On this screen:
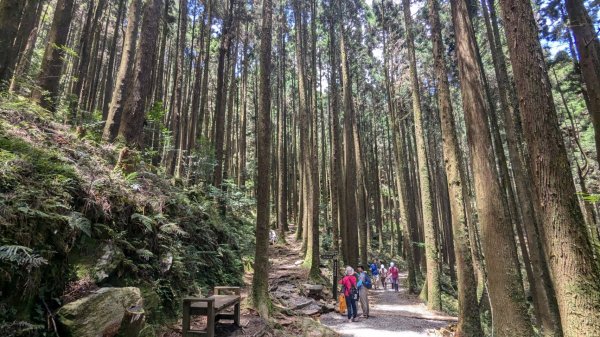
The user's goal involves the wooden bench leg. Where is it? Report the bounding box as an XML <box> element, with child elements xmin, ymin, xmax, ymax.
<box><xmin>234</xmin><ymin>303</ymin><xmax>240</xmax><ymax>327</ymax></box>
<box><xmin>182</xmin><ymin>301</ymin><xmax>190</xmax><ymax>337</ymax></box>
<box><xmin>207</xmin><ymin>302</ymin><xmax>215</xmax><ymax>337</ymax></box>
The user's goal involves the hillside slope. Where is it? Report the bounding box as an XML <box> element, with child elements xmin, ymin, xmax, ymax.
<box><xmin>0</xmin><ymin>98</ymin><xmax>254</xmax><ymax>336</ymax></box>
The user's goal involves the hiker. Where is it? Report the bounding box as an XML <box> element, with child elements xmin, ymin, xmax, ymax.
<box><xmin>389</xmin><ymin>262</ymin><xmax>400</xmax><ymax>292</ymax></box>
<box><xmin>370</xmin><ymin>260</ymin><xmax>379</xmax><ymax>290</ymax></box>
<box><xmin>269</xmin><ymin>229</ymin><xmax>277</xmax><ymax>245</ymax></box>
<box><xmin>356</xmin><ymin>265</ymin><xmax>371</xmax><ymax>318</ymax></box>
<box><xmin>379</xmin><ymin>262</ymin><xmax>387</xmax><ymax>290</ymax></box>
<box><xmin>338</xmin><ymin>266</ymin><xmax>359</xmax><ymax>322</ymax></box>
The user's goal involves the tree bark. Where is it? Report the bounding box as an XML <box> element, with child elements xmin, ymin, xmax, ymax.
<box><xmin>0</xmin><ymin>0</ymin><xmax>27</xmax><ymax>86</ymax></box>
<box><xmin>70</xmin><ymin>0</ymin><xmax>107</xmax><ymax>123</ymax></box>
<box><xmin>428</xmin><ymin>0</ymin><xmax>482</xmax><ymax>333</ymax></box>
<box><xmin>252</xmin><ymin>0</ymin><xmax>273</xmax><ymax>319</ymax></box>
<box><xmin>564</xmin><ymin>0</ymin><xmax>600</xmax><ymax>164</ymax></box>
<box><xmin>277</xmin><ymin>0</ymin><xmax>288</xmax><ymax>241</ymax></box>
<box><xmin>9</xmin><ymin>0</ymin><xmax>45</xmax><ymax>93</ymax></box>
<box><xmin>450</xmin><ymin>0</ymin><xmax>534</xmax><ymax>335</ymax></box>
<box><xmin>480</xmin><ymin>1</ymin><xmax>563</xmax><ymax>335</ymax></box>
<box><xmin>117</xmin><ymin>0</ymin><xmax>163</xmax><ymax>148</ymax></box>
<box><xmin>212</xmin><ymin>0</ymin><xmax>235</xmax><ymax>188</ymax></box>
<box><xmin>402</xmin><ymin>0</ymin><xmax>441</xmax><ymax>310</ymax></box>
<box><xmin>102</xmin><ymin>0</ymin><xmax>126</xmax><ymax>120</ymax></box>
<box><xmin>103</xmin><ymin>0</ymin><xmax>142</xmax><ymax>141</ymax></box>
<box><xmin>31</xmin><ymin>0</ymin><xmax>75</xmax><ymax>112</ymax></box>
<box><xmin>498</xmin><ymin>0</ymin><xmax>600</xmax><ymax>334</ymax></box>
<box><xmin>328</xmin><ymin>0</ymin><xmax>343</xmax><ymax>257</ymax></box>
<box><xmin>339</xmin><ymin>0</ymin><xmax>359</xmax><ymax>267</ymax></box>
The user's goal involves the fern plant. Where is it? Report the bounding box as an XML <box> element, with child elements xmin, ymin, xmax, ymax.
<box><xmin>0</xmin><ymin>245</ymin><xmax>47</xmax><ymax>271</ymax></box>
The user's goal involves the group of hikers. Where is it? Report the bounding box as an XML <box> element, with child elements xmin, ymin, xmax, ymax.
<box><xmin>338</xmin><ymin>260</ymin><xmax>400</xmax><ymax>322</ymax></box>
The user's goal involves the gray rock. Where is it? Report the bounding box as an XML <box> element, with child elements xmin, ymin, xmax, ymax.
<box><xmin>159</xmin><ymin>252</ymin><xmax>173</xmax><ymax>274</ymax></box>
<box><xmin>94</xmin><ymin>243</ymin><xmax>123</xmax><ymax>282</ymax></box>
<box><xmin>57</xmin><ymin>287</ymin><xmax>144</xmax><ymax>337</ymax></box>
<box><xmin>292</xmin><ymin>298</ymin><xmax>315</xmax><ymax>310</ymax></box>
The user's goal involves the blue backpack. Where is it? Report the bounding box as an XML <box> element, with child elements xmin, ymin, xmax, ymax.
<box><xmin>363</xmin><ymin>273</ymin><xmax>372</xmax><ymax>289</ymax></box>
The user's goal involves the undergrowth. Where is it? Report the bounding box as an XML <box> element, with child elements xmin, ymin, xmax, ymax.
<box><xmin>0</xmin><ymin>97</ymin><xmax>255</xmax><ymax>335</ymax></box>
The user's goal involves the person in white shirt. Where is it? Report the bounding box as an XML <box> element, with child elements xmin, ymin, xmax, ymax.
<box><xmin>379</xmin><ymin>263</ymin><xmax>387</xmax><ymax>290</ymax></box>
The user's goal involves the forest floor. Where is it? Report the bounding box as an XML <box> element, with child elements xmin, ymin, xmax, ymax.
<box><xmin>167</xmin><ymin>227</ymin><xmax>456</xmax><ymax>336</ymax></box>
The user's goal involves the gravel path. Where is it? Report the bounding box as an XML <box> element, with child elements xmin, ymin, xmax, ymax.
<box><xmin>319</xmin><ymin>274</ymin><xmax>456</xmax><ymax>337</ymax></box>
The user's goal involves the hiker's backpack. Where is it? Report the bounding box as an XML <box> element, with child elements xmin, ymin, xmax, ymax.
<box><xmin>351</xmin><ymin>286</ymin><xmax>359</xmax><ymax>301</ymax></box>
<box><xmin>364</xmin><ymin>274</ymin><xmax>372</xmax><ymax>289</ymax></box>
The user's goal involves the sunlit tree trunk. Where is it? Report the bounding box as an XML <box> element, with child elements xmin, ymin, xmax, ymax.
<box><xmin>253</xmin><ymin>0</ymin><xmax>273</xmax><ymax>319</ymax></box>
<box><xmin>103</xmin><ymin>0</ymin><xmax>142</xmax><ymax>141</ymax></box>
<box><xmin>564</xmin><ymin>0</ymin><xmax>600</xmax><ymax>164</ymax></box>
<box><xmin>451</xmin><ymin>0</ymin><xmax>534</xmax><ymax>334</ymax></box>
<box><xmin>402</xmin><ymin>0</ymin><xmax>440</xmax><ymax>310</ymax></box>
<box><xmin>428</xmin><ymin>0</ymin><xmax>482</xmax><ymax>333</ymax></box>
<box><xmin>498</xmin><ymin>0</ymin><xmax>600</xmax><ymax>334</ymax></box>
<box><xmin>117</xmin><ymin>0</ymin><xmax>163</xmax><ymax>148</ymax></box>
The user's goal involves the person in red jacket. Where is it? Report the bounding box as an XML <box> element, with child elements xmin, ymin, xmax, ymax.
<box><xmin>389</xmin><ymin>262</ymin><xmax>400</xmax><ymax>292</ymax></box>
<box><xmin>338</xmin><ymin>266</ymin><xmax>358</xmax><ymax>322</ymax></box>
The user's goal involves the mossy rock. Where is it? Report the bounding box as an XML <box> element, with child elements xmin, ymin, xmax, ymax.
<box><xmin>57</xmin><ymin>287</ymin><xmax>143</xmax><ymax>337</ymax></box>
<box><xmin>71</xmin><ymin>242</ymin><xmax>124</xmax><ymax>283</ymax></box>
<box><xmin>299</xmin><ymin>318</ymin><xmax>337</xmax><ymax>337</ymax></box>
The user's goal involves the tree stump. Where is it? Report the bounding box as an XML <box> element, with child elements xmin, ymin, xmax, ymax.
<box><xmin>114</xmin><ymin>147</ymin><xmax>136</xmax><ymax>174</ymax></box>
<box><xmin>117</xmin><ymin>305</ymin><xmax>145</xmax><ymax>337</ymax></box>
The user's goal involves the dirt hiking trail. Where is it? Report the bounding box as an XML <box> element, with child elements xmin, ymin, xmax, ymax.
<box><xmin>319</xmin><ymin>272</ymin><xmax>456</xmax><ymax>337</ymax></box>
<box><xmin>270</xmin><ymin>227</ymin><xmax>456</xmax><ymax>336</ymax></box>
<box><xmin>170</xmin><ymin>228</ymin><xmax>456</xmax><ymax>336</ymax></box>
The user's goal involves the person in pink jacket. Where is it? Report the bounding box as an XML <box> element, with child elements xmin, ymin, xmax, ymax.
<box><xmin>389</xmin><ymin>262</ymin><xmax>400</xmax><ymax>292</ymax></box>
<box><xmin>338</xmin><ymin>266</ymin><xmax>358</xmax><ymax>322</ymax></box>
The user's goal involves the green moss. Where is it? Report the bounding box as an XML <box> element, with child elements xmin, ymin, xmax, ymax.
<box><xmin>441</xmin><ymin>292</ymin><xmax>458</xmax><ymax>316</ymax></box>
<box><xmin>0</xmin><ymin>100</ymin><xmax>251</xmax><ymax>330</ymax></box>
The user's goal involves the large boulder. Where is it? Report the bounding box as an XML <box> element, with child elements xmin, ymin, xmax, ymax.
<box><xmin>57</xmin><ymin>287</ymin><xmax>144</xmax><ymax>337</ymax></box>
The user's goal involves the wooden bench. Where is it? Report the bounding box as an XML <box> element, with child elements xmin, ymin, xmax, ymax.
<box><xmin>182</xmin><ymin>287</ymin><xmax>241</xmax><ymax>337</ymax></box>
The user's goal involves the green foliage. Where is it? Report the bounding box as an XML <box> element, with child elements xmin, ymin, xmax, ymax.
<box><xmin>0</xmin><ymin>99</ymin><xmax>251</xmax><ymax>330</ymax></box>
<box><xmin>0</xmin><ymin>245</ymin><xmax>48</xmax><ymax>271</ymax></box>
<box><xmin>580</xmin><ymin>193</ymin><xmax>600</xmax><ymax>204</ymax></box>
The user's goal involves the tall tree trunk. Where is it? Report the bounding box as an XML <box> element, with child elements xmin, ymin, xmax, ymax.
<box><xmin>390</xmin><ymin>100</ymin><xmax>418</xmax><ymax>293</ymax></box>
<box><xmin>450</xmin><ymin>0</ymin><xmax>534</xmax><ymax>335</ymax></box>
<box><xmin>154</xmin><ymin>0</ymin><xmax>170</xmax><ymax>105</ymax></box>
<box><xmin>277</xmin><ymin>0</ymin><xmax>288</xmax><ymax>241</ymax></box>
<box><xmin>212</xmin><ymin>0</ymin><xmax>235</xmax><ymax>188</ymax></box>
<box><xmin>564</xmin><ymin>0</ymin><xmax>600</xmax><ymax>164</ymax></box>
<box><xmin>170</xmin><ymin>0</ymin><xmax>189</xmax><ymax>177</ymax></box>
<box><xmin>117</xmin><ymin>0</ymin><xmax>163</xmax><ymax>148</ymax></box>
<box><xmin>402</xmin><ymin>0</ymin><xmax>440</xmax><ymax>310</ymax></box>
<box><xmin>428</xmin><ymin>0</ymin><xmax>482</xmax><ymax>333</ymax></box>
<box><xmin>498</xmin><ymin>0</ymin><xmax>600</xmax><ymax>334</ymax></box>
<box><xmin>328</xmin><ymin>0</ymin><xmax>343</xmax><ymax>257</ymax></box>
<box><xmin>237</xmin><ymin>26</ymin><xmax>249</xmax><ymax>187</ymax></box>
<box><xmin>31</xmin><ymin>0</ymin><xmax>75</xmax><ymax>112</ymax></box>
<box><xmin>70</xmin><ymin>0</ymin><xmax>108</xmax><ymax>123</ymax></box>
<box><xmin>189</xmin><ymin>0</ymin><xmax>212</xmax><ymax>153</ymax></box>
<box><xmin>306</xmin><ymin>0</ymin><xmax>320</xmax><ymax>277</ymax></box>
<box><xmin>339</xmin><ymin>0</ymin><xmax>358</xmax><ymax>267</ymax></box>
<box><xmin>9</xmin><ymin>0</ymin><xmax>46</xmax><ymax>93</ymax></box>
<box><xmin>103</xmin><ymin>0</ymin><xmax>142</xmax><ymax>141</ymax></box>
<box><xmin>102</xmin><ymin>0</ymin><xmax>126</xmax><ymax>120</ymax></box>
<box><xmin>252</xmin><ymin>0</ymin><xmax>273</xmax><ymax>319</ymax></box>
<box><xmin>481</xmin><ymin>1</ymin><xmax>563</xmax><ymax>335</ymax></box>
<box><xmin>0</xmin><ymin>0</ymin><xmax>27</xmax><ymax>87</ymax></box>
